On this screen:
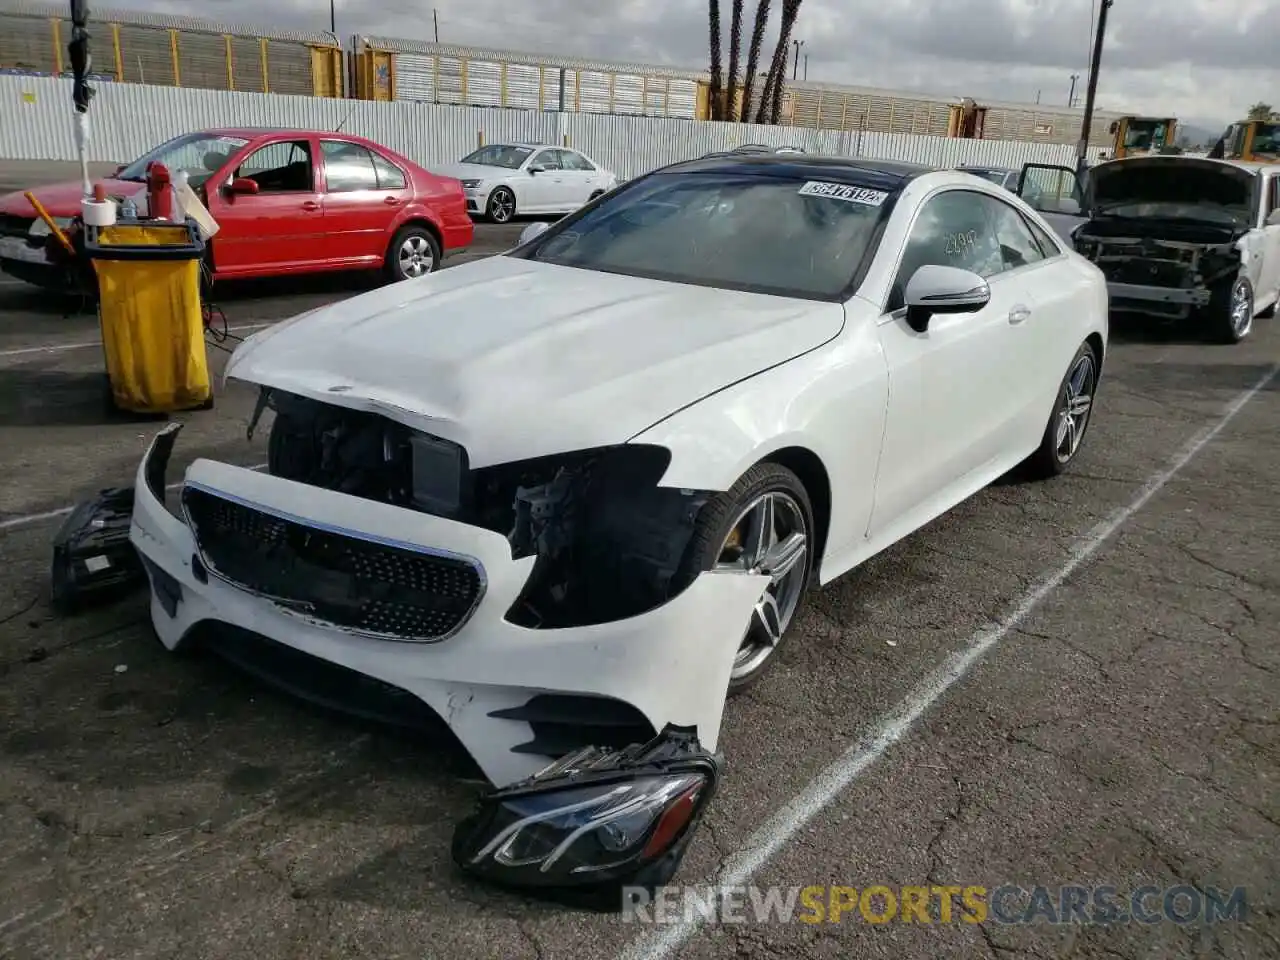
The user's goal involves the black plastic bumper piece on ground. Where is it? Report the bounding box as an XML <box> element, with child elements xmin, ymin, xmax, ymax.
<box><xmin>50</xmin><ymin>486</ymin><xmax>146</xmax><ymax>611</ymax></box>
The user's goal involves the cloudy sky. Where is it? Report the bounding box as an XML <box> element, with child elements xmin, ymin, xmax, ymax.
<box><xmin>142</xmin><ymin>0</ymin><xmax>1275</xmax><ymax>136</ymax></box>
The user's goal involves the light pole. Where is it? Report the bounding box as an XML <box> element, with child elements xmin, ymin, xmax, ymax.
<box><xmin>329</xmin><ymin>0</ymin><xmax>336</xmax><ymax>34</ymax></box>
<box><xmin>1077</xmin><ymin>0</ymin><xmax>1113</xmax><ymax>172</ymax></box>
<box><xmin>792</xmin><ymin>39</ymin><xmax>805</xmax><ymax>80</ymax></box>
<box><xmin>1068</xmin><ymin>73</ymin><xmax>1079</xmax><ymax>107</ymax></box>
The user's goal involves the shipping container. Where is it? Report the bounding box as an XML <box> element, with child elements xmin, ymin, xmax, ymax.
<box><xmin>351</xmin><ymin>36</ymin><xmax>702</xmax><ymax>119</ymax></box>
<box><xmin>0</xmin><ymin>0</ymin><xmax>343</xmax><ymax>97</ymax></box>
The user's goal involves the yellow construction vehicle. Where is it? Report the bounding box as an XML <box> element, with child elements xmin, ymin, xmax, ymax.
<box><xmin>1108</xmin><ymin>116</ymin><xmax>1177</xmax><ymax>158</ymax></box>
<box><xmin>1208</xmin><ymin>120</ymin><xmax>1280</xmax><ymax>163</ymax></box>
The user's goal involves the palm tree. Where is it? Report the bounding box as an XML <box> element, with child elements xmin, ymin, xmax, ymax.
<box><xmin>755</xmin><ymin>0</ymin><xmax>800</xmax><ymax>123</ymax></box>
<box><xmin>739</xmin><ymin>0</ymin><xmax>772</xmax><ymax>123</ymax></box>
<box><xmin>708</xmin><ymin>0</ymin><xmax>725</xmax><ymax>120</ymax></box>
<box><xmin>724</xmin><ymin>0</ymin><xmax>746</xmax><ymax>121</ymax></box>
<box><xmin>768</xmin><ymin>0</ymin><xmax>803</xmax><ymax>124</ymax></box>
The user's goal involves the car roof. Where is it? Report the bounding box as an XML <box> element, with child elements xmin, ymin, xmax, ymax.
<box><xmin>661</xmin><ymin>154</ymin><xmax>935</xmax><ymax>191</ymax></box>
<box><xmin>957</xmin><ymin>165</ymin><xmax>1015</xmax><ymax>174</ymax></box>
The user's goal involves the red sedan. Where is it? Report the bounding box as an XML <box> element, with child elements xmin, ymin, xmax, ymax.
<box><xmin>0</xmin><ymin>127</ymin><xmax>474</xmax><ymax>289</ymax></box>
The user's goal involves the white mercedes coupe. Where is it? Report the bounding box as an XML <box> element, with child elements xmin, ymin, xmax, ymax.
<box><xmin>129</xmin><ymin>154</ymin><xmax>1109</xmax><ymax>789</ymax></box>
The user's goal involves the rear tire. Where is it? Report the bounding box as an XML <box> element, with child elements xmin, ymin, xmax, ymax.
<box><xmin>1206</xmin><ymin>276</ymin><xmax>1253</xmax><ymax>344</ymax></box>
<box><xmin>1023</xmin><ymin>340</ymin><xmax>1100</xmax><ymax>480</ymax></box>
<box><xmin>384</xmin><ymin>225</ymin><xmax>441</xmax><ymax>283</ymax></box>
<box><xmin>673</xmin><ymin>463</ymin><xmax>815</xmax><ymax>696</ymax></box>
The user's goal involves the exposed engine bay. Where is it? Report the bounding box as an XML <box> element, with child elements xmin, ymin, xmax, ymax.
<box><xmin>249</xmin><ymin>388</ymin><xmax>712</xmax><ymax>630</ymax></box>
<box><xmin>1073</xmin><ymin>219</ymin><xmax>1244</xmax><ymax>319</ymax></box>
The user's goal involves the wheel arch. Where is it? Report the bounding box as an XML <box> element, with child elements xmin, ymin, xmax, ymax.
<box><xmin>392</xmin><ymin>215</ymin><xmax>443</xmax><ymax>251</ymax></box>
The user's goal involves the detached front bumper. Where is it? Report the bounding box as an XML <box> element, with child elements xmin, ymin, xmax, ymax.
<box><xmin>129</xmin><ymin>426</ymin><xmax>768</xmax><ymax>789</ymax></box>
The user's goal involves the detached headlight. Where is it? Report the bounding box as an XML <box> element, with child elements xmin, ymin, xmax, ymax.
<box><xmin>460</xmin><ymin>179</ymin><xmax>482</xmax><ymax>189</ymax></box>
<box><xmin>29</xmin><ymin>216</ymin><xmax>74</xmax><ymax>237</ymax></box>
<box><xmin>452</xmin><ymin>724</ymin><xmax>722</xmax><ymax>905</ymax></box>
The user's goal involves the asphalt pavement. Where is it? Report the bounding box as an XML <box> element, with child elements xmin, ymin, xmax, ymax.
<box><xmin>0</xmin><ymin>160</ymin><xmax>1277</xmax><ymax>960</ymax></box>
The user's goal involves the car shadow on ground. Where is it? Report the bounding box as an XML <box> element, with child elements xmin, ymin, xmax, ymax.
<box><xmin>3</xmin><ymin>584</ymin><xmax>594</xmax><ymax>918</ymax></box>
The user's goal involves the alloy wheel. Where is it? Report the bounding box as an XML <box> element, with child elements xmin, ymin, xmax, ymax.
<box><xmin>1054</xmin><ymin>352</ymin><xmax>1096</xmax><ymax>463</ymax></box>
<box><xmin>489</xmin><ymin>190</ymin><xmax>515</xmax><ymax>223</ymax></box>
<box><xmin>714</xmin><ymin>491</ymin><xmax>809</xmax><ymax>681</ymax></box>
<box><xmin>398</xmin><ymin>235</ymin><xmax>435</xmax><ymax>278</ymax></box>
<box><xmin>1230</xmin><ymin>279</ymin><xmax>1253</xmax><ymax>338</ymax></box>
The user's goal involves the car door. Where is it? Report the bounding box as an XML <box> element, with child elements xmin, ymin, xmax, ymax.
<box><xmin>1256</xmin><ymin>174</ymin><xmax>1280</xmax><ymax>307</ymax></box>
<box><xmin>1015</xmin><ymin>163</ymin><xmax>1087</xmax><ymax>243</ymax></box>
<box><xmin>318</xmin><ymin>139</ymin><xmax>411</xmax><ymax>267</ymax></box>
<box><xmin>524</xmin><ymin>149</ymin><xmax>565</xmax><ymax>211</ymax></box>
<box><xmin>204</xmin><ymin>136</ymin><xmax>325</xmax><ymax>276</ymax></box>
<box><xmin>868</xmin><ymin>188</ymin><xmax>1039</xmax><ymax>539</ymax></box>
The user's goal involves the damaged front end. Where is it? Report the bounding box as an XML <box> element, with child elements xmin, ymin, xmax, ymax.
<box><xmin>1073</xmin><ymin>222</ymin><xmax>1245</xmax><ymax>319</ymax></box>
<box><xmin>252</xmin><ymin>386</ymin><xmax>714</xmax><ymax>631</ymax></box>
<box><xmin>1073</xmin><ymin>156</ymin><xmax>1258</xmax><ymax>321</ymax></box>
<box><xmin>452</xmin><ymin>723</ymin><xmax>722</xmax><ymax>909</ymax></box>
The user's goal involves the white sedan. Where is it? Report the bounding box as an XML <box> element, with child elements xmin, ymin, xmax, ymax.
<box><xmin>441</xmin><ymin>142</ymin><xmax>618</xmax><ymax>223</ymax></box>
<box><xmin>127</xmin><ymin>156</ymin><xmax>1108</xmax><ymax>790</ymax></box>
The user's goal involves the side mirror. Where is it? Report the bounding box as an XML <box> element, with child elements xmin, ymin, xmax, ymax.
<box><xmin>519</xmin><ymin>222</ymin><xmax>551</xmax><ymax>245</ymax></box>
<box><xmin>227</xmin><ymin>177</ymin><xmax>259</xmax><ymax>195</ymax></box>
<box><xmin>902</xmin><ymin>264</ymin><xmax>990</xmax><ymax>332</ymax></box>
<box><xmin>527</xmin><ymin>164</ymin><xmax>545</xmax><ymax>175</ymax></box>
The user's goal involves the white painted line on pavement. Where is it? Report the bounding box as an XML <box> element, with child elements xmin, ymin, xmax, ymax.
<box><xmin>0</xmin><ymin>462</ymin><xmax>268</xmax><ymax>534</ymax></box>
<box><xmin>621</xmin><ymin>362</ymin><xmax>1279</xmax><ymax>960</ymax></box>
<box><xmin>0</xmin><ymin>321</ymin><xmax>274</xmax><ymax>360</ymax></box>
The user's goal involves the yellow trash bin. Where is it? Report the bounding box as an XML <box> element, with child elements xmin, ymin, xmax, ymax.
<box><xmin>85</xmin><ymin>221</ymin><xmax>212</xmax><ymax>414</ymax></box>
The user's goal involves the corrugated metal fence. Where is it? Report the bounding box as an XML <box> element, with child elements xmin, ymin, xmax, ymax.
<box><xmin>0</xmin><ymin>74</ymin><xmax>1078</xmax><ymax>179</ymax></box>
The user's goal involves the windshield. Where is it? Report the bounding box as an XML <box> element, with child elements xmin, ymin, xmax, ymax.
<box><xmin>115</xmin><ymin>132</ymin><xmax>250</xmax><ymax>185</ymax></box>
<box><xmin>519</xmin><ymin>172</ymin><xmax>891</xmax><ymax>299</ymax></box>
<box><xmin>1253</xmin><ymin>122</ymin><xmax>1280</xmax><ymax>158</ymax></box>
<box><xmin>460</xmin><ymin>145</ymin><xmax>534</xmax><ymax>169</ymax></box>
<box><xmin>964</xmin><ymin>168</ymin><xmax>1008</xmax><ymax>185</ymax></box>
<box><xmin>1122</xmin><ymin>120</ymin><xmax>1171</xmax><ymax>151</ymax></box>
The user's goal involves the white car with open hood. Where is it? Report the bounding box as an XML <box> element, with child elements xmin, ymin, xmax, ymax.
<box><xmin>128</xmin><ymin>155</ymin><xmax>1109</xmax><ymax>792</ymax></box>
<box><xmin>1014</xmin><ymin>155</ymin><xmax>1280</xmax><ymax>343</ymax></box>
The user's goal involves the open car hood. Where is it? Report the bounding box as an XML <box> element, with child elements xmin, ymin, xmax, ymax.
<box><xmin>1087</xmin><ymin>157</ymin><xmax>1255</xmax><ymax>225</ymax></box>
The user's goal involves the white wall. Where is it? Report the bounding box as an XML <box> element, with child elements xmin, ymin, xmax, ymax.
<box><xmin>0</xmin><ymin>75</ymin><xmax>1079</xmax><ymax>180</ymax></box>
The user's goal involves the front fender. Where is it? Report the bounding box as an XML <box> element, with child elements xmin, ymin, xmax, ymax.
<box><xmin>629</xmin><ymin>311</ymin><xmax>889</xmax><ymax>574</ymax></box>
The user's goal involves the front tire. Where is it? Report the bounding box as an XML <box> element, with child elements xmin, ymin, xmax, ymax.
<box><xmin>1023</xmin><ymin>340</ymin><xmax>1100</xmax><ymax>480</ymax></box>
<box><xmin>486</xmin><ymin>187</ymin><xmax>516</xmax><ymax>224</ymax></box>
<box><xmin>385</xmin><ymin>225</ymin><xmax>440</xmax><ymax>282</ymax></box>
<box><xmin>675</xmin><ymin>463</ymin><xmax>815</xmax><ymax>695</ymax></box>
<box><xmin>1206</xmin><ymin>276</ymin><xmax>1253</xmax><ymax>344</ymax></box>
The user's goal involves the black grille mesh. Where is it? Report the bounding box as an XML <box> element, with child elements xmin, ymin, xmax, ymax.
<box><xmin>182</xmin><ymin>486</ymin><xmax>484</xmax><ymax>641</ymax></box>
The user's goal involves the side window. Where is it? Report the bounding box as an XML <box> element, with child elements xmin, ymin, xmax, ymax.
<box><xmin>371</xmin><ymin>152</ymin><xmax>407</xmax><ymax>190</ymax></box>
<box><xmin>1022</xmin><ymin>212</ymin><xmax>1062</xmax><ymax>258</ymax></box>
<box><xmin>889</xmin><ymin>190</ymin><xmax>1003</xmax><ymax>310</ymax></box>
<box><xmin>986</xmin><ymin>198</ymin><xmax>1048</xmax><ymax>271</ymax></box>
<box><xmin>321</xmin><ymin>140</ymin><xmax>379</xmax><ymax>192</ymax></box>
<box><xmin>561</xmin><ymin>150</ymin><xmax>595</xmax><ymax>171</ymax></box>
<box><xmin>532</xmin><ymin>150</ymin><xmax>561</xmax><ymax>171</ymax></box>
<box><xmin>234</xmin><ymin>140</ymin><xmax>314</xmax><ymax>192</ymax></box>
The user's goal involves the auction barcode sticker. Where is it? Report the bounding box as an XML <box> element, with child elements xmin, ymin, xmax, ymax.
<box><xmin>798</xmin><ymin>181</ymin><xmax>889</xmax><ymax>206</ymax></box>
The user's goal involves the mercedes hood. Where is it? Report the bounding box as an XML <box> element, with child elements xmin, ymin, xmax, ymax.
<box><xmin>225</xmin><ymin>255</ymin><xmax>844</xmax><ymax>469</ymax></box>
<box><xmin>1088</xmin><ymin>156</ymin><xmax>1256</xmax><ymax>225</ymax></box>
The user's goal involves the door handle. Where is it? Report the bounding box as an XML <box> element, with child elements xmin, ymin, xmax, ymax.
<box><xmin>383</xmin><ymin>196</ymin><xmax>402</xmax><ymax>205</ymax></box>
<box><xmin>1008</xmin><ymin>304</ymin><xmax>1031</xmax><ymax>324</ymax></box>
<box><xmin>301</xmin><ymin>200</ymin><xmax>320</xmax><ymax>211</ymax></box>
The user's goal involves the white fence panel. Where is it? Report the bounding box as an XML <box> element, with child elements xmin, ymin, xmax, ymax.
<box><xmin>1</xmin><ymin>74</ymin><xmax>1077</xmax><ymax>179</ymax></box>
